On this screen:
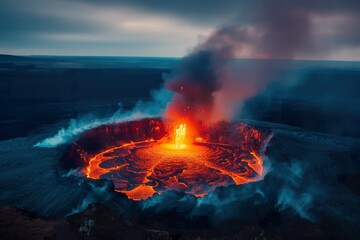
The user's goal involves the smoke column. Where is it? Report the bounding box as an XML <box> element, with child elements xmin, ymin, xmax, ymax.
<box><xmin>164</xmin><ymin>0</ymin><xmax>314</xmax><ymax>124</ymax></box>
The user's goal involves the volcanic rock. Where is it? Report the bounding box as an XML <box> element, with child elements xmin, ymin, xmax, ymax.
<box><xmin>66</xmin><ymin>203</ymin><xmax>170</xmax><ymax>240</ymax></box>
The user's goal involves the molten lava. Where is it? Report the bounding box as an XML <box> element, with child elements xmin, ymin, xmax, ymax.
<box><xmin>63</xmin><ymin>119</ymin><xmax>270</xmax><ymax>201</ymax></box>
<box><xmin>175</xmin><ymin>123</ymin><xmax>186</xmax><ymax>149</ymax></box>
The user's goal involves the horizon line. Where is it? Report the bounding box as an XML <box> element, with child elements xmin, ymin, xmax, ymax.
<box><xmin>1</xmin><ymin>53</ymin><xmax>359</xmax><ymax>63</ymax></box>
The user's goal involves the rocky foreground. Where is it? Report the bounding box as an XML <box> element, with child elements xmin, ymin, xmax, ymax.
<box><xmin>0</xmin><ymin>203</ymin><xmax>333</xmax><ymax>240</ymax></box>
<box><xmin>0</xmin><ymin>204</ymin><xmax>169</xmax><ymax>240</ymax></box>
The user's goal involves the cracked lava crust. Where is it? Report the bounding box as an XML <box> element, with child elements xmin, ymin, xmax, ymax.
<box><xmin>62</xmin><ymin>118</ymin><xmax>270</xmax><ymax>200</ymax></box>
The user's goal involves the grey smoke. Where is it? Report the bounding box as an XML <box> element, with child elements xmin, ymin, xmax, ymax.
<box><xmin>163</xmin><ymin>0</ymin><xmax>320</xmax><ymax>123</ymax></box>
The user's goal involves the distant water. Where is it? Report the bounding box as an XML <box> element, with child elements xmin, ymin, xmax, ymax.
<box><xmin>21</xmin><ymin>55</ymin><xmax>359</xmax><ymax>75</ymax></box>
<box><xmin>1</xmin><ymin>55</ymin><xmax>360</xmax><ymax>139</ymax></box>
<box><xmin>28</xmin><ymin>55</ymin><xmax>181</xmax><ymax>69</ymax></box>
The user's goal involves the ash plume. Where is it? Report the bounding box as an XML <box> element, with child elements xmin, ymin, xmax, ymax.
<box><xmin>163</xmin><ymin>0</ymin><xmax>357</xmax><ymax>124</ymax></box>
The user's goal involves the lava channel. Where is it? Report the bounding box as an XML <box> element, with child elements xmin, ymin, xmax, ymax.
<box><xmin>62</xmin><ymin>118</ymin><xmax>270</xmax><ymax>200</ymax></box>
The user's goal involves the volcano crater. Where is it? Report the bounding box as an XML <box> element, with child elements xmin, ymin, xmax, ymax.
<box><xmin>62</xmin><ymin>118</ymin><xmax>270</xmax><ymax>200</ymax></box>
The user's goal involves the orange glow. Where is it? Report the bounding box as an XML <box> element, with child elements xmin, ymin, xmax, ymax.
<box><xmin>85</xmin><ymin>135</ymin><xmax>266</xmax><ymax>200</ymax></box>
<box><xmin>77</xmin><ymin>119</ymin><xmax>270</xmax><ymax>201</ymax></box>
<box><xmin>86</xmin><ymin>139</ymin><xmax>155</xmax><ymax>179</ymax></box>
<box><xmin>175</xmin><ymin>123</ymin><xmax>186</xmax><ymax>149</ymax></box>
<box><xmin>195</xmin><ymin>137</ymin><xmax>204</xmax><ymax>142</ymax></box>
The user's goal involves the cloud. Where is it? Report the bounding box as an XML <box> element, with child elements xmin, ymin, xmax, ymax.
<box><xmin>0</xmin><ymin>0</ymin><xmax>212</xmax><ymax>56</ymax></box>
<box><xmin>78</xmin><ymin>0</ymin><xmax>246</xmax><ymax>27</ymax></box>
<box><xmin>0</xmin><ymin>0</ymin><xmax>359</xmax><ymax>59</ymax></box>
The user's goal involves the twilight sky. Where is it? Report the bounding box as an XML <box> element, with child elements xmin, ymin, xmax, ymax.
<box><xmin>0</xmin><ymin>0</ymin><xmax>359</xmax><ymax>60</ymax></box>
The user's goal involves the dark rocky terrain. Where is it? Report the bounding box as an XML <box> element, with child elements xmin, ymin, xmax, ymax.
<box><xmin>1</xmin><ymin>203</ymin><xmax>335</xmax><ymax>240</ymax></box>
<box><xmin>1</xmin><ymin>55</ymin><xmax>360</xmax><ymax>240</ymax></box>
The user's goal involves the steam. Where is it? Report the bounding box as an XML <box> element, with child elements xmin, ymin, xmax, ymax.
<box><xmin>164</xmin><ymin>0</ymin><xmax>315</xmax><ymax>124</ymax></box>
<box><xmin>35</xmin><ymin>88</ymin><xmax>172</xmax><ymax>148</ymax></box>
<box><xmin>26</xmin><ymin>1</ymin><xmax>360</xmax><ymax>236</ymax></box>
<box><xmin>137</xmin><ymin>129</ymin><xmax>360</xmax><ymax>239</ymax></box>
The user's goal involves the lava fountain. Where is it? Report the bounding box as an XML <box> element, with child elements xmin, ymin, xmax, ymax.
<box><xmin>62</xmin><ymin>118</ymin><xmax>271</xmax><ymax>200</ymax></box>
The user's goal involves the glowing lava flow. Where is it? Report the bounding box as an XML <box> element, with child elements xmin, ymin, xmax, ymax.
<box><xmin>80</xmin><ymin>121</ymin><xmax>270</xmax><ymax>201</ymax></box>
<box><xmin>175</xmin><ymin>123</ymin><xmax>186</xmax><ymax>149</ymax></box>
